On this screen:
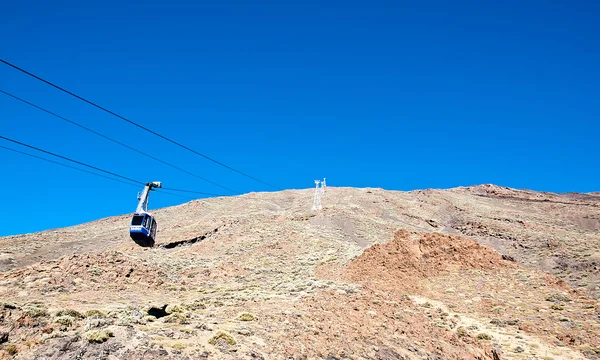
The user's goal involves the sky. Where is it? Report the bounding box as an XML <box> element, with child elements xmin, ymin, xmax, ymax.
<box><xmin>0</xmin><ymin>0</ymin><xmax>599</xmax><ymax>236</ymax></box>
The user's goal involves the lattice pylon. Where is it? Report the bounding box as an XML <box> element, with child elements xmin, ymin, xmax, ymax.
<box><xmin>312</xmin><ymin>180</ymin><xmax>322</xmax><ymax>211</ymax></box>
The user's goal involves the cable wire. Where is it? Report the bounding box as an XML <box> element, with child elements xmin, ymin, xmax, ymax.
<box><xmin>155</xmin><ymin>189</ymin><xmax>197</xmax><ymax>201</ymax></box>
<box><xmin>0</xmin><ymin>58</ymin><xmax>282</xmax><ymax>191</ymax></box>
<box><xmin>0</xmin><ymin>144</ymin><xmax>140</xmax><ymax>188</ymax></box>
<box><xmin>162</xmin><ymin>187</ymin><xmax>221</xmax><ymax>195</ymax></box>
<box><xmin>0</xmin><ymin>135</ymin><xmax>227</xmax><ymax>197</ymax></box>
<box><xmin>160</xmin><ymin>187</ymin><xmax>224</xmax><ymax>196</ymax></box>
<box><xmin>0</xmin><ymin>135</ymin><xmax>142</xmax><ymax>185</ymax></box>
<box><xmin>0</xmin><ymin>145</ymin><xmax>204</xmax><ymax>203</ymax></box>
<box><xmin>0</xmin><ymin>89</ymin><xmax>238</xmax><ymax>194</ymax></box>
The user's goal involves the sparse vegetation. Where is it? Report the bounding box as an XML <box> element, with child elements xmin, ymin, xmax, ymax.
<box><xmin>87</xmin><ymin>267</ymin><xmax>103</xmax><ymax>276</ymax></box>
<box><xmin>5</xmin><ymin>344</ymin><xmax>18</xmax><ymax>355</ymax></box>
<box><xmin>165</xmin><ymin>304</ymin><xmax>186</xmax><ymax>314</ymax></box>
<box><xmin>56</xmin><ymin>309</ymin><xmax>83</xmax><ymax>318</ymax></box>
<box><xmin>490</xmin><ymin>318</ymin><xmax>504</xmax><ymax>326</ymax></box>
<box><xmin>237</xmin><ymin>312</ymin><xmax>256</xmax><ymax>321</ymax></box>
<box><xmin>24</xmin><ymin>306</ymin><xmax>48</xmax><ymax>318</ymax></box>
<box><xmin>208</xmin><ymin>331</ymin><xmax>236</xmax><ymax>346</ymax></box>
<box><xmin>506</xmin><ymin>318</ymin><xmax>520</xmax><ymax>325</ymax></box>
<box><xmin>491</xmin><ymin>306</ymin><xmax>505</xmax><ymax>313</ymax></box>
<box><xmin>84</xmin><ymin>309</ymin><xmax>105</xmax><ymax>318</ymax></box>
<box><xmin>236</xmin><ymin>328</ymin><xmax>252</xmax><ymax>336</ymax></box>
<box><xmin>546</xmin><ymin>293</ymin><xmax>572</xmax><ymax>303</ymax></box>
<box><xmin>163</xmin><ymin>312</ymin><xmax>189</xmax><ymax>324</ymax></box>
<box><xmin>579</xmin><ymin>345</ymin><xmax>600</xmax><ymax>355</ymax></box>
<box><xmin>54</xmin><ymin>316</ymin><xmax>75</xmax><ymax>326</ymax></box>
<box><xmin>185</xmin><ymin>299</ymin><xmax>206</xmax><ymax>310</ymax></box>
<box><xmin>85</xmin><ymin>329</ymin><xmax>114</xmax><ymax>343</ymax></box>
<box><xmin>477</xmin><ymin>333</ymin><xmax>492</xmax><ymax>340</ymax></box>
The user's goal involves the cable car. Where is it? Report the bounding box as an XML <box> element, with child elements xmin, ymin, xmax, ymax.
<box><xmin>129</xmin><ymin>181</ymin><xmax>161</xmax><ymax>247</ymax></box>
<box><xmin>129</xmin><ymin>212</ymin><xmax>157</xmax><ymax>247</ymax></box>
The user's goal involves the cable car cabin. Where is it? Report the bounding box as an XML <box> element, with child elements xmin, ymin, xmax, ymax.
<box><xmin>129</xmin><ymin>212</ymin><xmax>157</xmax><ymax>247</ymax></box>
<box><xmin>130</xmin><ymin>181</ymin><xmax>161</xmax><ymax>247</ymax></box>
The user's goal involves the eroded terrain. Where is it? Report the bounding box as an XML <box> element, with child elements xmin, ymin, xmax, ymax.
<box><xmin>0</xmin><ymin>185</ymin><xmax>599</xmax><ymax>359</ymax></box>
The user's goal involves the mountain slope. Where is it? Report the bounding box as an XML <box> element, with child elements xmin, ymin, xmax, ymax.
<box><xmin>0</xmin><ymin>186</ymin><xmax>599</xmax><ymax>359</ymax></box>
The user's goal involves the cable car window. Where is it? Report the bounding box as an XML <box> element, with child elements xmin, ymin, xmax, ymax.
<box><xmin>131</xmin><ymin>215</ymin><xmax>144</xmax><ymax>226</ymax></box>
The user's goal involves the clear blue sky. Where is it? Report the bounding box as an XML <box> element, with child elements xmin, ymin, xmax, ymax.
<box><xmin>1</xmin><ymin>0</ymin><xmax>598</xmax><ymax>236</ymax></box>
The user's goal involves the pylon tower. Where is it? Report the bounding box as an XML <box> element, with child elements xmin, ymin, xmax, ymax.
<box><xmin>312</xmin><ymin>180</ymin><xmax>322</xmax><ymax>211</ymax></box>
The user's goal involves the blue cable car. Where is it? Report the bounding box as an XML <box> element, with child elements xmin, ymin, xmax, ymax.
<box><xmin>129</xmin><ymin>212</ymin><xmax>157</xmax><ymax>247</ymax></box>
<box><xmin>129</xmin><ymin>182</ymin><xmax>161</xmax><ymax>247</ymax></box>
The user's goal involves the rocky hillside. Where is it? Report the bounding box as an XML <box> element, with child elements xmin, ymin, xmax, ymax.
<box><xmin>0</xmin><ymin>185</ymin><xmax>599</xmax><ymax>359</ymax></box>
